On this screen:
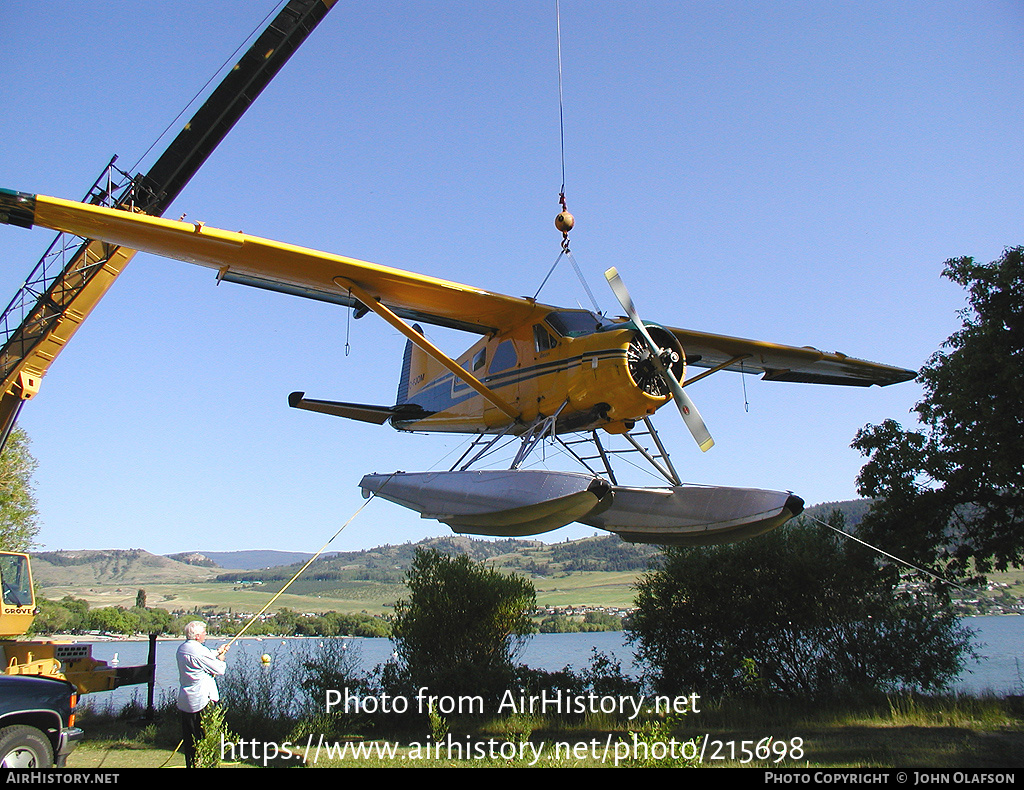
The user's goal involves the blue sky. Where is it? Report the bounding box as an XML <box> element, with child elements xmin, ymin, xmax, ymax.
<box><xmin>0</xmin><ymin>1</ymin><xmax>1021</xmax><ymax>555</ymax></box>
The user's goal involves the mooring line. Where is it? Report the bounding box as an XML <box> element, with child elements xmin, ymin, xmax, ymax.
<box><xmin>807</xmin><ymin>513</ymin><xmax>974</xmax><ymax>593</ymax></box>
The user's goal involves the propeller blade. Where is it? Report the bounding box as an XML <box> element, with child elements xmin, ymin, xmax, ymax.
<box><xmin>604</xmin><ymin>267</ymin><xmax>715</xmax><ymax>452</ymax></box>
<box><xmin>605</xmin><ymin>267</ymin><xmax>659</xmax><ymax>352</ymax></box>
<box><xmin>663</xmin><ymin>367</ymin><xmax>715</xmax><ymax>452</ymax></box>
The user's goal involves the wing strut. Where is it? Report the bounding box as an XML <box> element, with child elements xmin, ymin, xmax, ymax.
<box><xmin>334</xmin><ymin>278</ymin><xmax>520</xmax><ymax>422</ymax></box>
<box><xmin>681</xmin><ymin>354</ymin><xmax>753</xmax><ymax>387</ymax></box>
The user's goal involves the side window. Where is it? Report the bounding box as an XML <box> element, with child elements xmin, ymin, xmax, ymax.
<box><xmin>488</xmin><ymin>340</ymin><xmax>518</xmax><ymax>374</ymax></box>
<box><xmin>533</xmin><ymin>324</ymin><xmax>558</xmax><ymax>353</ymax></box>
<box><xmin>454</xmin><ymin>347</ymin><xmax>487</xmax><ymax>394</ymax></box>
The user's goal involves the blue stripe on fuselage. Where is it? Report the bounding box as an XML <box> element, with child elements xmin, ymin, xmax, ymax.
<box><xmin>406</xmin><ymin>349</ymin><xmax>626</xmax><ymax>414</ymax></box>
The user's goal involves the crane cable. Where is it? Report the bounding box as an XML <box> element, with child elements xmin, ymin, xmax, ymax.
<box><xmin>535</xmin><ymin>1</ymin><xmax>601</xmax><ymax>315</ymax></box>
<box><xmin>556</xmin><ymin>0</ymin><xmax>568</xmax><ymax>218</ymax></box>
<box><xmin>553</xmin><ymin>0</ymin><xmax>575</xmax><ymax>254</ymax></box>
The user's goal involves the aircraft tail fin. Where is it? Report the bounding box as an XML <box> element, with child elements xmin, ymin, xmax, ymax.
<box><xmin>396</xmin><ymin>330</ymin><xmax>416</xmax><ymax>405</ymax></box>
<box><xmin>396</xmin><ymin>324</ymin><xmax>444</xmax><ymax>403</ymax></box>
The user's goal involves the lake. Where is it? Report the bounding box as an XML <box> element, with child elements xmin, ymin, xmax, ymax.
<box><xmin>74</xmin><ymin>615</ymin><xmax>1022</xmax><ymax>712</ymax></box>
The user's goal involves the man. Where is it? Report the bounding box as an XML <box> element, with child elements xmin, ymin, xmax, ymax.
<box><xmin>176</xmin><ymin>620</ymin><xmax>229</xmax><ymax>768</ymax></box>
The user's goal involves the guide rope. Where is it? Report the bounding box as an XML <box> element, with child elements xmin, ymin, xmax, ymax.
<box><xmin>157</xmin><ymin>474</ymin><xmax>396</xmax><ymax>767</ymax></box>
<box><xmin>223</xmin><ymin>472</ymin><xmax>399</xmax><ymax>648</ymax></box>
<box><xmin>806</xmin><ymin>513</ymin><xmax>973</xmax><ymax>593</ymax></box>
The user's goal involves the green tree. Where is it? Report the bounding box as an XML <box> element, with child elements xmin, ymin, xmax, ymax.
<box><xmin>853</xmin><ymin>248</ymin><xmax>1024</xmax><ymax>577</ymax></box>
<box><xmin>0</xmin><ymin>427</ymin><xmax>39</xmax><ymax>551</ymax></box>
<box><xmin>390</xmin><ymin>548</ymin><xmax>535</xmax><ymax>700</ymax></box>
<box><xmin>88</xmin><ymin>606</ymin><xmax>130</xmax><ymax>634</ymax></box>
<box><xmin>628</xmin><ymin>516</ymin><xmax>974</xmax><ymax>698</ymax></box>
<box><xmin>133</xmin><ymin>605</ymin><xmax>172</xmax><ymax>635</ymax></box>
<box><xmin>57</xmin><ymin>595</ymin><xmax>89</xmax><ymax>631</ymax></box>
<box><xmin>270</xmin><ymin>607</ymin><xmax>299</xmax><ymax>635</ymax></box>
<box><xmin>29</xmin><ymin>597</ymin><xmax>73</xmax><ymax>635</ymax></box>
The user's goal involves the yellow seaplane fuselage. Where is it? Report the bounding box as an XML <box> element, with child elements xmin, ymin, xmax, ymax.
<box><xmin>399</xmin><ymin>310</ymin><xmax>679</xmax><ymax>436</ymax></box>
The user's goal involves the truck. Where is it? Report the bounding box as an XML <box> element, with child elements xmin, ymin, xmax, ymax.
<box><xmin>0</xmin><ymin>550</ymin><xmax>149</xmax><ymax>769</ymax></box>
<box><xmin>1</xmin><ymin>552</ymin><xmax>86</xmax><ymax>768</ymax></box>
<box><xmin>0</xmin><ymin>674</ymin><xmax>82</xmax><ymax>768</ymax></box>
<box><xmin>1</xmin><ymin>551</ymin><xmax>137</xmax><ymax>694</ymax></box>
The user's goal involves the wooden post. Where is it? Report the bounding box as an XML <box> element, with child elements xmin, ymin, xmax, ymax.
<box><xmin>146</xmin><ymin>633</ymin><xmax>157</xmax><ymax>720</ymax></box>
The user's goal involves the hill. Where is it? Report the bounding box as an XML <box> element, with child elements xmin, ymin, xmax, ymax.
<box><xmin>804</xmin><ymin>498</ymin><xmax>873</xmax><ymax>528</ymax></box>
<box><xmin>165</xmin><ymin>550</ymin><xmax>333</xmax><ymax>570</ymax></box>
<box><xmin>213</xmin><ymin>534</ymin><xmax>661</xmax><ymax>585</ymax></box>
<box><xmin>31</xmin><ymin>549</ymin><xmax>219</xmax><ymax>587</ymax></box>
<box><xmin>32</xmin><ymin>500</ymin><xmax>901</xmax><ymax>612</ymax></box>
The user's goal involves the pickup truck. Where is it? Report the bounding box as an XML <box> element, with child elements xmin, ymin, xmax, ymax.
<box><xmin>0</xmin><ymin>674</ymin><xmax>83</xmax><ymax>767</ymax></box>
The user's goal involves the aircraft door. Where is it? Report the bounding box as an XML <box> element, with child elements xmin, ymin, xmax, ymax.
<box><xmin>483</xmin><ymin>339</ymin><xmax>519</xmax><ymax>427</ymax></box>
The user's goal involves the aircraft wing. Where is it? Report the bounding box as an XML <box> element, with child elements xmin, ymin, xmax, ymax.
<box><xmin>668</xmin><ymin>325</ymin><xmax>916</xmax><ymax>387</ymax></box>
<box><xmin>1</xmin><ymin>190</ymin><xmax>916</xmax><ymax>387</ymax></box>
<box><xmin>0</xmin><ymin>190</ymin><xmax>544</xmax><ymax>335</ymax></box>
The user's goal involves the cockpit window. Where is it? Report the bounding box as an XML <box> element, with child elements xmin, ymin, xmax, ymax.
<box><xmin>488</xmin><ymin>340</ymin><xmax>517</xmax><ymax>374</ymax></box>
<box><xmin>545</xmin><ymin>310</ymin><xmax>605</xmax><ymax>338</ymax></box>
<box><xmin>534</xmin><ymin>324</ymin><xmax>559</xmax><ymax>353</ymax></box>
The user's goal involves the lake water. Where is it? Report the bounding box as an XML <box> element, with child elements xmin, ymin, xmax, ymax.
<box><xmin>75</xmin><ymin>615</ymin><xmax>1021</xmax><ymax>711</ymax></box>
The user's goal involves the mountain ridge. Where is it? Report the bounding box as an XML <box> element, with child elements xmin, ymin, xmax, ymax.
<box><xmin>31</xmin><ymin>500</ymin><xmax>871</xmax><ymax>586</ymax></box>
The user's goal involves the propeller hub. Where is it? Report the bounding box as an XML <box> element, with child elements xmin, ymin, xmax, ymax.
<box><xmin>604</xmin><ymin>266</ymin><xmax>714</xmax><ymax>452</ymax></box>
<box><xmin>626</xmin><ymin>327</ymin><xmax>685</xmax><ymax>397</ymax></box>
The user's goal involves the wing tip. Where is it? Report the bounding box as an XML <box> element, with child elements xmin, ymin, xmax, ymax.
<box><xmin>0</xmin><ymin>189</ymin><xmax>37</xmax><ymax>229</ymax></box>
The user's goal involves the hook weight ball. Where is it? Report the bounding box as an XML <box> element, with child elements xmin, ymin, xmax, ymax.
<box><xmin>555</xmin><ymin>211</ymin><xmax>575</xmax><ymax>233</ymax></box>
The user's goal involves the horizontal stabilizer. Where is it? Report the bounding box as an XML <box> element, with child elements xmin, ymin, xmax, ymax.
<box><xmin>288</xmin><ymin>392</ymin><xmax>429</xmax><ymax>425</ymax></box>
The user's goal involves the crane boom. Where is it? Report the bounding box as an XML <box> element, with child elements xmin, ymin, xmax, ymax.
<box><xmin>0</xmin><ymin>1</ymin><xmax>336</xmax><ymax>697</ymax></box>
<box><xmin>0</xmin><ymin>0</ymin><xmax>336</xmax><ymax>448</ymax></box>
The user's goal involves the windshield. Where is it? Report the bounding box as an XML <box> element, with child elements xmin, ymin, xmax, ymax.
<box><xmin>544</xmin><ymin>310</ymin><xmax>607</xmax><ymax>338</ymax></box>
<box><xmin>0</xmin><ymin>554</ymin><xmax>32</xmax><ymax>607</ymax></box>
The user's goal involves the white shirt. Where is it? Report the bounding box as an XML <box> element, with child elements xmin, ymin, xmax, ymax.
<box><xmin>176</xmin><ymin>638</ymin><xmax>226</xmax><ymax>713</ymax></box>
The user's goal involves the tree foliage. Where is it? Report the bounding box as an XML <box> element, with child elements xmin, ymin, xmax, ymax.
<box><xmin>0</xmin><ymin>427</ymin><xmax>40</xmax><ymax>552</ymax></box>
<box><xmin>28</xmin><ymin>595</ymin><xmax>175</xmax><ymax>636</ymax></box>
<box><xmin>853</xmin><ymin>248</ymin><xmax>1024</xmax><ymax>576</ymax></box>
<box><xmin>390</xmin><ymin>548</ymin><xmax>535</xmax><ymax>699</ymax></box>
<box><xmin>627</xmin><ymin>516</ymin><xmax>974</xmax><ymax>698</ymax></box>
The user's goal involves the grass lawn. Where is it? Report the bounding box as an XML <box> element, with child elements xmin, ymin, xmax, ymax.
<box><xmin>65</xmin><ymin>693</ymin><xmax>1024</xmax><ymax>769</ymax></box>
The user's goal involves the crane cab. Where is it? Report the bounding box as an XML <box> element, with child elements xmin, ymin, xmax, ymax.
<box><xmin>0</xmin><ymin>551</ymin><xmax>36</xmax><ymax>639</ymax></box>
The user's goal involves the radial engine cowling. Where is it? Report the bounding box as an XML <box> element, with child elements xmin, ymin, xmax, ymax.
<box><xmin>626</xmin><ymin>325</ymin><xmax>685</xmax><ymax>396</ymax></box>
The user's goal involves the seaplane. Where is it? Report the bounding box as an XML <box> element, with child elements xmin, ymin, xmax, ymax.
<box><xmin>0</xmin><ymin>189</ymin><xmax>915</xmax><ymax>545</ymax></box>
